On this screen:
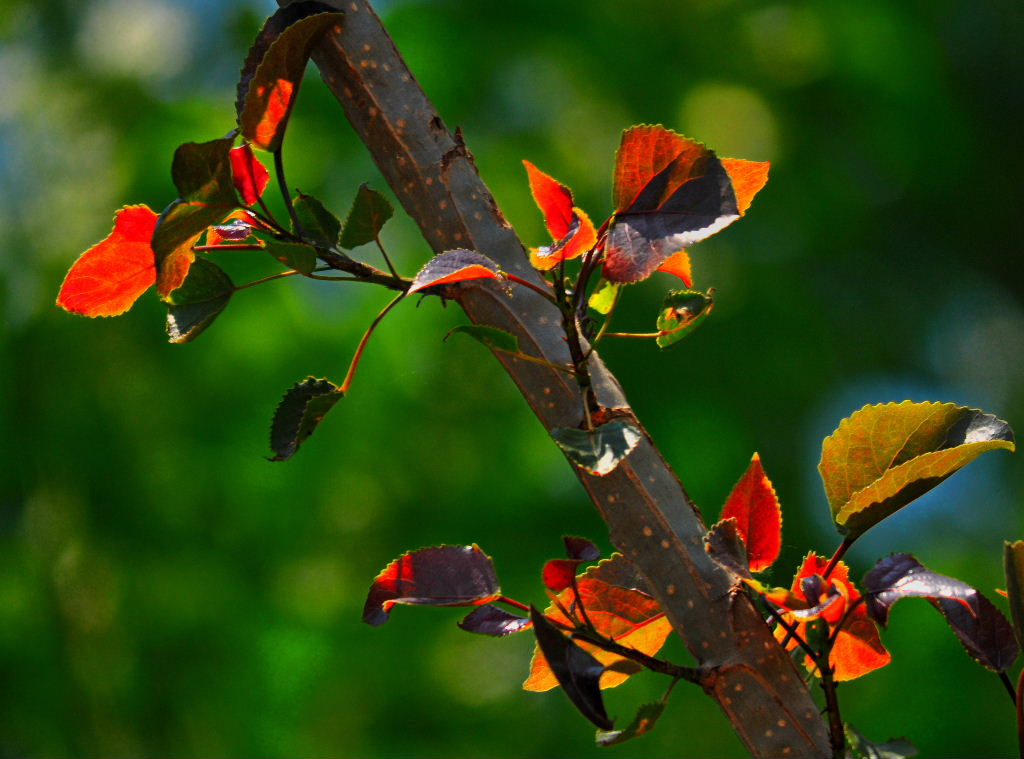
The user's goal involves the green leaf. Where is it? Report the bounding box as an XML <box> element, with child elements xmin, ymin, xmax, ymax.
<box><xmin>164</xmin><ymin>258</ymin><xmax>234</xmax><ymax>344</ymax></box>
<box><xmin>820</xmin><ymin>402</ymin><xmax>1015</xmax><ymax>540</ymax></box>
<box><xmin>551</xmin><ymin>421</ymin><xmax>643</xmax><ymax>476</ymax></box>
<box><xmin>588</xmin><ymin>280</ymin><xmax>620</xmax><ymax>315</ymax></box>
<box><xmin>264</xmin><ymin>239</ymin><xmax>317</xmax><ymax>274</ymax></box>
<box><xmin>152</xmin><ymin>137</ymin><xmax>240</xmax><ymax>296</ymax></box>
<box><xmin>596</xmin><ymin>701</ymin><xmax>666</xmax><ymax>747</ymax></box>
<box><xmin>445</xmin><ymin>325</ymin><xmax>520</xmax><ymax>353</ymax></box>
<box><xmin>238</xmin><ymin>8</ymin><xmax>343</xmax><ymax>152</ymax></box>
<box><xmin>340</xmin><ymin>184</ymin><xmax>395</xmax><ymax>249</ymax></box>
<box><xmin>294</xmin><ymin>192</ymin><xmax>341</xmax><ymax>247</ymax></box>
<box><xmin>655</xmin><ymin>289</ymin><xmax>713</xmax><ymax>349</ymax></box>
<box><xmin>269</xmin><ymin>377</ymin><xmax>344</xmax><ymax>461</ymax></box>
<box><xmin>1004</xmin><ymin>541</ymin><xmax>1024</xmax><ymax>649</ymax></box>
<box><xmin>844</xmin><ymin>723</ymin><xmax>917</xmax><ymax>759</ymax></box>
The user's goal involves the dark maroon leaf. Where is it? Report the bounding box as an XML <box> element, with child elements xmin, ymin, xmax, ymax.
<box><xmin>603</xmin><ymin>152</ymin><xmax>739</xmax><ymax>283</ymax></box>
<box><xmin>930</xmin><ymin>593</ymin><xmax>1019</xmax><ymax>672</ymax></box>
<box><xmin>703</xmin><ymin>518</ymin><xmax>752</xmax><ymax>581</ymax></box>
<box><xmin>458</xmin><ymin>604</ymin><xmax>531</xmax><ymax>636</ymax></box>
<box><xmin>236</xmin><ymin>2</ymin><xmax>338</xmax><ymax>117</ymax></box>
<box><xmin>564</xmin><ymin>536</ymin><xmax>601</xmax><ymax>561</ymax></box>
<box><xmin>529</xmin><ymin>605</ymin><xmax>613</xmax><ymax>730</ymax></box>
<box><xmin>863</xmin><ymin>553</ymin><xmax>979</xmax><ymax>627</ymax></box>
<box><xmin>211</xmin><ymin>218</ymin><xmax>254</xmax><ymax>241</ymax></box>
<box><xmin>363</xmin><ymin>545</ymin><xmax>501</xmax><ymax>626</ymax></box>
<box><xmin>407</xmin><ymin>249</ymin><xmax>503</xmax><ymax>295</ymax></box>
<box><xmin>588</xmin><ymin>553</ymin><xmax>652</xmax><ymax>595</ymax></box>
<box><xmin>268</xmin><ymin>376</ymin><xmax>343</xmax><ymax>461</ymax></box>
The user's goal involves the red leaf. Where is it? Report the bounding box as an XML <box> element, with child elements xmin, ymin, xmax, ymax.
<box><xmin>721</xmin><ymin>453</ymin><xmax>782</xmax><ymax>573</ymax></box>
<box><xmin>230</xmin><ymin>144</ymin><xmax>270</xmax><ymax>206</ymax></box>
<box><xmin>362</xmin><ymin>545</ymin><xmax>501</xmax><ymax>625</ymax></box>
<box><xmin>543</xmin><ymin>559</ymin><xmax>580</xmax><ymax>592</ymax></box>
<box><xmin>524</xmin><ymin>160</ymin><xmax>574</xmax><ymax>240</ymax></box>
<box><xmin>56</xmin><ymin>205</ymin><xmax>158</xmax><ymax>317</ymax></box>
<box><xmin>604</xmin><ymin>126</ymin><xmax>739</xmax><ymax>283</ymax></box>
<box><xmin>407</xmin><ymin>249</ymin><xmax>503</xmax><ymax>295</ymax></box>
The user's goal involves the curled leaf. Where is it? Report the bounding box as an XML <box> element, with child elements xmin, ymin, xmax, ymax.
<box><xmin>459</xmin><ymin>604</ymin><xmax>531</xmax><ymax>637</ymax></box>
<box><xmin>523</xmin><ymin>161</ymin><xmax>597</xmax><ymax>270</ymax></box>
<box><xmin>551</xmin><ymin>421</ymin><xmax>643</xmax><ymax>477</ymax></box>
<box><xmin>407</xmin><ymin>249</ymin><xmax>503</xmax><ymax>295</ymax></box>
<box><xmin>528</xmin><ymin>606</ymin><xmax>613</xmax><ymax>730</ymax></box>
<box><xmin>655</xmin><ymin>289</ymin><xmax>713</xmax><ymax>349</ymax></box>
<box><xmin>237</xmin><ymin>5</ymin><xmax>344</xmax><ymax>152</ymax></box>
<box><xmin>57</xmin><ymin>205</ymin><xmax>158</xmax><ymax>317</ymax></box>
<box><xmin>268</xmin><ymin>376</ymin><xmax>344</xmax><ymax>461</ymax></box>
<box><xmin>820</xmin><ymin>402</ymin><xmax>1015</xmax><ymax>540</ymax></box>
<box><xmin>596</xmin><ymin>701</ymin><xmax>666</xmax><ymax>747</ymax></box>
<box><xmin>704</xmin><ymin>518</ymin><xmax>752</xmax><ymax>582</ymax></box>
<box><xmin>363</xmin><ymin>545</ymin><xmax>501</xmax><ymax>626</ymax></box>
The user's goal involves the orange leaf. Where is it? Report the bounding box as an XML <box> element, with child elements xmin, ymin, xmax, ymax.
<box><xmin>524</xmin><ymin>160</ymin><xmax>574</xmax><ymax>240</ymax></box>
<box><xmin>156</xmin><ymin>232</ymin><xmax>198</xmax><ymax>298</ymax></box>
<box><xmin>524</xmin><ymin>573</ymin><xmax>671</xmax><ymax>691</ymax></box>
<box><xmin>56</xmin><ymin>205</ymin><xmax>158</xmax><ymax>317</ymax></box>
<box><xmin>830</xmin><ymin>617</ymin><xmax>891</xmax><ymax>681</ymax></box>
<box><xmin>721</xmin><ymin>453</ymin><xmax>782</xmax><ymax>573</ymax></box>
<box><xmin>721</xmin><ymin>158</ymin><xmax>770</xmax><ymax>215</ymax></box>
<box><xmin>407</xmin><ymin>249</ymin><xmax>503</xmax><ymax>295</ymax></box>
<box><xmin>529</xmin><ymin>206</ymin><xmax>597</xmax><ymax>271</ymax></box>
<box><xmin>612</xmin><ymin>125</ymin><xmax>706</xmax><ymax>211</ymax></box>
<box><xmin>655</xmin><ymin>249</ymin><xmax>693</xmax><ymax>287</ymax></box>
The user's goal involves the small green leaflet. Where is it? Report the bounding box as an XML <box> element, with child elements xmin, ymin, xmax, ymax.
<box><xmin>819</xmin><ymin>402</ymin><xmax>1015</xmax><ymax>540</ymax></box>
<box><xmin>588</xmin><ymin>280</ymin><xmax>620</xmax><ymax>315</ymax></box>
<box><xmin>340</xmin><ymin>184</ymin><xmax>395</xmax><ymax>249</ymax></box>
<box><xmin>269</xmin><ymin>377</ymin><xmax>344</xmax><ymax>461</ymax></box>
<box><xmin>264</xmin><ymin>239</ymin><xmax>318</xmax><ymax>274</ymax></box>
<box><xmin>163</xmin><ymin>258</ymin><xmax>234</xmax><ymax>344</ymax></box>
<box><xmin>445</xmin><ymin>325</ymin><xmax>519</xmax><ymax>353</ymax></box>
<box><xmin>294</xmin><ymin>192</ymin><xmax>341</xmax><ymax>247</ymax></box>
<box><xmin>656</xmin><ymin>289</ymin><xmax>713</xmax><ymax>349</ymax></box>
<box><xmin>596</xmin><ymin>701</ymin><xmax>666</xmax><ymax>747</ymax></box>
<box><xmin>551</xmin><ymin>420</ymin><xmax>643</xmax><ymax>476</ymax></box>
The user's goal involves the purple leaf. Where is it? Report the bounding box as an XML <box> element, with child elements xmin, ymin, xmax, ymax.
<box><xmin>863</xmin><ymin>553</ymin><xmax>978</xmax><ymax>627</ymax></box>
<box><xmin>563</xmin><ymin>536</ymin><xmax>601</xmax><ymax>562</ymax></box>
<box><xmin>458</xmin><ymin>604</ymin><xmax>531</xmax><ymax>636</ymax></box>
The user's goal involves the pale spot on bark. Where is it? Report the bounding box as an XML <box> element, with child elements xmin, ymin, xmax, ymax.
<box><xmin>666</xmin><ymin>584</ymin><xmax>676</xmax><ymax>595</ymax></box>
<box><xmin>642</xmin><ymin>526</ymin><xmax>653</xmax><ymax>537</ymax></box>
<box><xmin>661</xmin><ymin>539</ymin><xmax>670</xmax><ymax>549</ymax></box>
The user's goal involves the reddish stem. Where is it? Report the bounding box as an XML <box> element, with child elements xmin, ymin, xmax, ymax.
<box><xmin>340</xmin><ymin>292</ymin><xmax>404</xmax><ymax>394</ymax></box>
<box><xmin>822</xmin><ymin>538</ymin><xmax>854</xmax><ymax>580</ymax></box>
<box><xmin>504</xmin><ymin>273</ymin><xmax>557</xmax><ymax>304</ymax></box>
<box><xmin>496</xmin><ymin>595</ymin><xmax>530</xmax><ymax>613</ymax></box>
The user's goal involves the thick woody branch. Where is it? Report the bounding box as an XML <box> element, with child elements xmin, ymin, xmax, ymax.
<box><xmin>292</xmin><ymin>1</ymin><xmax>831</xmax><ymax>755</ymax></box>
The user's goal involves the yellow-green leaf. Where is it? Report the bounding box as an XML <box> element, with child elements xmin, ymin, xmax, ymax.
<box><xmin>819</xmin><ymin>402</ymin><xmax>1014</xmax><ymax>540</ymax></box>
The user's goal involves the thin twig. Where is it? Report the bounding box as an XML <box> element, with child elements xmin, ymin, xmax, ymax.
<box><xmin>340</xmin><ymin>292</ymin><xmax>405</xmax><ymax>394</ymax></box>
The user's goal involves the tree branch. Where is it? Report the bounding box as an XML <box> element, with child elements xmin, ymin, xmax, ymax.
<box><xmin>295</xmin><ymin>2</ymin><xmax>831</xmax><ymax>755</ymax></box>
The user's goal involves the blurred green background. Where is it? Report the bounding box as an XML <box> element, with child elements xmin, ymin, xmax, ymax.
<box><xmin>2</xmin><ymin>0</ymin><xmax>1023</xmax><ymax>756</ymax></box>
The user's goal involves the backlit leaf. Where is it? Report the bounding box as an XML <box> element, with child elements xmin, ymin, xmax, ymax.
<box><xmin>542</xmin><ymin>538</ymin><xmax>601</xmax><ymax>593</ymax></box>
<box><xmin>238</xmin><ymin>6</ymin><xmax>344</xmax><ymax>152</ymax></box>
<box><xmin>721</xmin><ymin>158</ymin><xmax>770</xmax><ymax>215</ymax></box>
<box><xmin>164</xmin><ymin>258</ymin><xmax>234</xmax><ymax>343</ymax></box>
<box><xmin>229</xmin><ymin>144</ymin><xmax>270</xmax><ymax>205</ymax></box>
<box><xmin>655</xmin><ymin>289</ymin><xmax>713</xmax><ymax>349</ymax></box>
<box><xmin>407</xmin><ymin>249</ymin><xmax>503</xmax><ymax>295</ymax></box>
<box><xmin>820</xmin><ymin>402</ymin><xmax>1015</xmax><ymax>540</ymax></box>
<box><xmin>339</xmin><ymin>184</ymin><xmax>394</xmax><ymax>249</ymax></box>
<box><xmin>721</xmin><ymin>453</ymin><xmax>782</xmax><ymax>572</ymax></box>
<box><xmin>588</xmin><ymin>280</ymin><xmax>620</xmax><ymax>315</ymax></box>
<box><xmin>264</xmin><ymin>239</ymin><xmax>317</xmax><ymax>274</ymax></box>
<box><xmin>153</xmin><ymin>137</ymin><xmax>240</xmax><ymax>296</ymax></box>
<box><xmin>1003</xmin><ymin>541</ymin><xmax>1024</xmax><ymax>648</ymax></box>
<box><xmin>523</xmin><ymin>161</ymin><xmax>596</xmax><ymax>270</ymax></box>
<box><xmin>596</xmin><ymin>701</ymin><xmax>666</xmax><ymax>747</ymax></box>
<box><xmin>268</xmin><ymin>376</ymin><xmax>343</xmax><ymax>461</ymax></box>
<box><xmin>655</xmin><ymin>249</ymin><xmax>693</xmax><ymax>286</ymax></box>
<box><xmin>459</xmin><ymin>604</ymin><xmax>531</xmax><ymax>636</ymax></box>
<box><xmin>363</xmin><ymin>545</ymin><xmax>501</xmax><ymax>626</ymax></box>
<box><xmin>845</xmin><ymin>723</ymin><xmax>917</xmax><ymax>759</ymax></box>
<box><xmin>528</xmin><ymin>606</ymin><xmax>613</xmax><ymax>731</ymax></box>
<box><xmin>294</xmin><ymin>192</ymin><xmax>341</xmax><ymax>247</ymax></box>
<box><xmin>445</xmin><ymin>324</ymin><xmax>520</xmax><ymax>354</ymax></box>
<box><xmin>56</xmin><ymin>205</ymin><xmax>158</xmax><ymax>317</ymax></box>
<box><xmin>605</xmin><ymin>126</ymin><xmax>739</xmax><ymax>283</ymax></box>
<box><xmin>525</xmin><ymin>568</ymin><xmax>671</xmax><ymax>691</ymax></box>
<box><xmin>551</xmin><ymin>421</ymin><xmax>643</xmax><ymax>476</ymax></box>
